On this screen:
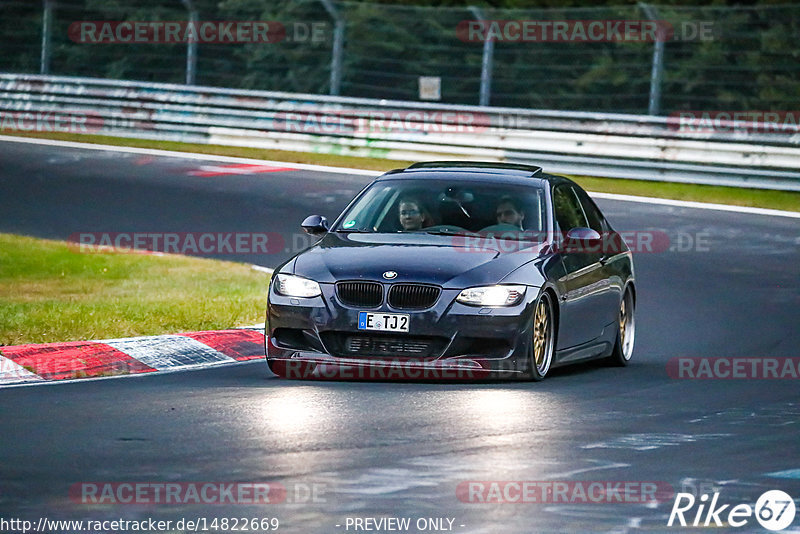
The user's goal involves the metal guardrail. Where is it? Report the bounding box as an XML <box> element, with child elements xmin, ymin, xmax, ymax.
<box><xmin>2</xmin><ymin>74</ymin><xmax>800</xmax><ymax>191</ymax></box>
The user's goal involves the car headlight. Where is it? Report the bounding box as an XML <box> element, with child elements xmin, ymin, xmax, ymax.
<box><xmin>274</xmin><ymin>274</ymin><xmax>321</xmax><ymax>298</ymax></box>
<box><xmin>456</xmin><ymin>285</ymin><xmax>526</xmax><ymax>306</ymax></box>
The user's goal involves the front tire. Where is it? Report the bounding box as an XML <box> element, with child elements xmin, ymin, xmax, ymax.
<box><xmin>608</xmin><ymin>288</ymin><xmax>635</xmax><ymax>366</ymax></box>
<box><xmin>527</xmin><ymin>291</ymin><xmax>555</xmax><ymax>381</ymax></box>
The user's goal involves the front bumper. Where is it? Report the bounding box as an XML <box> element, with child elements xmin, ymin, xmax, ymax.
<box><xmin>266</xmin><ymin>282</ymin><xmax>539</xmax><ymax>380</ymax></box>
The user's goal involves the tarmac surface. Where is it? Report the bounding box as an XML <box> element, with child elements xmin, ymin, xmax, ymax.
<box><xmin>1</xmin><ymin>137</ymin><xmax>799</xmax><ymax>533</ymax></box>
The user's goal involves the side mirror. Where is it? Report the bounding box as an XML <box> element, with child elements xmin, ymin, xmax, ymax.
<box><xmin>301</xmin><ymin>215</ymin><xmax>329</xmax><ymax>236</ymax></box>
<box><xmin>564</xmin><ymin>227</ymin><xmax>601</xmax><ymax>252</ymax></box>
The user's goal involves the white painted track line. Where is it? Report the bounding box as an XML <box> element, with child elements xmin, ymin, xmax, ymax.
<box><xmin>1</xmin><ymin>134</ymin><xmax>798</xmax><ymax>218</ymax></box>
<box><xmin>0</xmin><ymin>135</ymin><xmax>378</xmax><ymax>176</ymax></box>
<box><xmin>590</xmin><ymin>191</ymin><xmax>800</xmax><ymax>219</ymax></box>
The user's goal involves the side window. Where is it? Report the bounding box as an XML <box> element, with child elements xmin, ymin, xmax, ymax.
<box><xmin>572</xmin><ymin>186</ymin><xmax>606</xmax><ymax>233</ymax></box>
<box><xmin>552</xmin><ymin>185</ymin><xmax>588</xmax><ymax>232</ymax></box>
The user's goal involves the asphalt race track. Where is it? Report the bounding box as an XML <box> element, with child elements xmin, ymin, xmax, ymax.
<box><xmin>1</xmin><ymin>137</ymin><xmax>800</xmax><ymax>533</ymax></box>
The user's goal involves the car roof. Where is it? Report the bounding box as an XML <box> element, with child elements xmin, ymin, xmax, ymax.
<box><xmin>377</xmin><ymin>161</ymin><xmax>575</xmax><ymax>188</ymax></box>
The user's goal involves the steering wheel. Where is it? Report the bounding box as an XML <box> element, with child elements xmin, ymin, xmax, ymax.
<box><xmin>479</xmin><ymin>223</ymin><xmax>523</xmax><ymax>232</ymax></box>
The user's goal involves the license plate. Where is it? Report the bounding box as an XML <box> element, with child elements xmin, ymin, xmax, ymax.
<box><xmin>358</xmin><ymin>312</ymin><xmax>409</xmax><ymax>332</ymax></box>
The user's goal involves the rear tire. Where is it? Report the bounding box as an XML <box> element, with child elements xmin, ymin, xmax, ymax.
<box><xmin>608</xmin><ymin>288</ymin><xmax>635</xmax><ymax>366</ymax></box>
<box><xmin>527</xmin><ymin>292</ymin><xmax>555</xmax><ymax>381</ymax></box>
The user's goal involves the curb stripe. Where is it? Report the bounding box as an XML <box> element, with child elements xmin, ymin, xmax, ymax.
<box><xmin>0</xmin><ymin>354</ymin><xmax>45</xmax><ymax>384</ymax></box>
<box><xmin>0</xmin><ymin>341</ymin><xmax>155</xmax><ymax>380</ymax></box>
<box><xmin>188</xmin><ymin>163</ymin><xmax>297</xmax><ymax>176</ymax></box>
<box><xmin>101</xmin><ymin>335</ymin><xmax>235</xmax><ymax>371</ymax></box>
<box><xmin>0</xmin><ymin>330</ymin><xmax>267</xmax><ymax>387</ymax></box>
<box><xmin>179</xmin><ymin>330</ymin><xmax>265</xmax><ymax>362</ymax></box>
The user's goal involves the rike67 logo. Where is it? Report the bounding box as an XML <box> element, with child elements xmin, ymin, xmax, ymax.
<box><xmin>668</xmin><ymin>490</ymin><xmax>796</xmax><ymax>530</ymax></box>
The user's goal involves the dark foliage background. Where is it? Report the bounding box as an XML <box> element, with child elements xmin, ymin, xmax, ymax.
<box><xmin>2</xmin><ymin>1</ymin><xmax>797</xmax><ymax>114</ymax></box>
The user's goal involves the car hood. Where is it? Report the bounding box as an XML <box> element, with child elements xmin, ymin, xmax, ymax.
<box><xmin>290</xmin><ymin>232</ymin><xmax>545</xmax><ymax>288</ymax></box>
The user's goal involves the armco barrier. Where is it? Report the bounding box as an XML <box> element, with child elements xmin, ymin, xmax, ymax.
<box><xmin>1</xmin><ymin>74</ymin><xmax>800</xmax><ymax>190</ymax></box>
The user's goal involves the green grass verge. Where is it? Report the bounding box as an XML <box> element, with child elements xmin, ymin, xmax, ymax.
<box><xmin>0</xmin><ymin>233</ymin><xmax>268</xmax><ymax>346</ymax></box>
<box><xmin>6</xmin><ymin>131</ymin><xmax>799</xmax><ymax>212</ymax></box>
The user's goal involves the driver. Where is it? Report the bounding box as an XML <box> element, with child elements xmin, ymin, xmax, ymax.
<box><xmin>398</xmin><ymin>197</ymin><xmax>431</xmax><ymax>231</ymax></box>
<box><xmin>495</xmin><ymin>196</ymin><xmax>525</xmax><ymax>229</ymax></box>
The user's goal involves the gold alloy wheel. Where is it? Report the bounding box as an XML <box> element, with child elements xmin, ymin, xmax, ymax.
<box><xmin>533</xmin><ymin>296</ymin><xmax>550</xmax><ymax>370</ymax></box>
<box><xmin>619</xmin><ymin>297</ymin><xmax>627</xmax><ymax>351</ymax></box>
<box><xmin>618</xmin><ymin>290</ymin><xmax>635</xmax><ymax>361</ymax></box>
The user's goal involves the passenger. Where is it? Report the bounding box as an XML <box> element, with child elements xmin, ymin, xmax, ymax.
<box><xmin>398</xmin><ymin>197</ymin><xmax>431</xmax><ymax>231</ymax></box>
<box><xmin>495</xmin><ymin>196</ymin><xmax>525</xmax><ymax>229</ymax></box>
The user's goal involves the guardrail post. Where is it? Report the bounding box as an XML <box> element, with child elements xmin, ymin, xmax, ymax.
<box><xmin>469</xmin><ymin>6</ymin><xmax>494</xmax><ymax>107</ymax></box>
<box><xmin>639</xmin><ymin>2</ymin><xmax>664</xmax><ymax>116</ymax></box>
<box><xmin>40</xmin><ymin>0</ymin><xmax>53</xmax><ymax>74</ymax></box>
<box><xmin>319</xmin><ymin>0</ymin><xmax>344</xmax><ymax>96</ymax></box>
<box><xmin>181</xmin><ymin>0</ymin><xmax>198</xmax><ymax>85</ymax></box>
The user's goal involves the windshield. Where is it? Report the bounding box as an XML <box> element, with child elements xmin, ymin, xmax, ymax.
<box><xmin>333</xmin><ymin>178</ymin><xmax>548</xmax><ymax>239</ymax></box>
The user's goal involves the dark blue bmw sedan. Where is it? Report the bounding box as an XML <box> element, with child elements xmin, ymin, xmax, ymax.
<box><xmin>266</xmin><ymin>162</ymin><xmax>635</xmax><ymax>381</ymax></box>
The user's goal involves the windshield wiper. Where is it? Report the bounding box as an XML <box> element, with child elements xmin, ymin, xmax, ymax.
<box><xmin>424</xmin><ymin>229</ymin><xmax>478</xmax><ymax>237</ymax></box>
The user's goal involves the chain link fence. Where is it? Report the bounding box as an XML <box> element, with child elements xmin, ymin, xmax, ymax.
<box><xmin>1</xmin><ymin>0</ymin><xmax>798</xmax><ymax>115</ymax></box>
